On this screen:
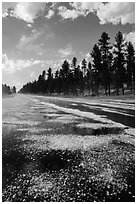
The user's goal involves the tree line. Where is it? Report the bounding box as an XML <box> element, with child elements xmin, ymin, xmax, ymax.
<box><xmin>2</xmin><ymin>84</ymin><xmax>16</xmax><ymax>95</ymax></box>
<box><xmin>19</xmin><ymin>31</ymin><xmax>135</xmax><ymax>96</ymax></box>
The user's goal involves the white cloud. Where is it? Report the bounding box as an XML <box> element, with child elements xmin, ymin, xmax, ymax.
<box><xmin>45</xmin><ymin>10</ymin><xmax>54</xmax><ymax>19</ymax></box>
<box><xmin>43</xmin><ymin>59</ymin><xmax>63</xmax><ymax>70</ymax></box>
<box><xmin>85</xmin><ymin>53</ymin><xmax>91</xmax><ymax>63</ymax></box>
<box><xmin>70</xmin><ymin>2</ymin><xmax>100</xmax><ymax>12</ymax></box>
<box><xmin>58</xmin><ymin>44</ymin><xmax>75</xmax><ymax>58</ymax></box>
<box><xmin>124</xmin><ymin>32</ymin><xmax>135</xmax><ymax>46</ymax></box>
<box><xmin>30</xmin><ymin>72</ymin><xmax>37</xmax><ymax>79</ymax></box>
<box><xmin>2</xmin><ymin>54</ymin><xmax>43</xmax><ymax>74</ymax></box>
<box><xmin>17</xmin><ymin>30</ymin><xmax>43</xmax><ymax>52</ymax></box>
<box><xmin>17</xmin><ymin>28</ymin><xmax>54</xmax><ymax>53</ymax></box>
<box><xmin>58</xmin><ymin>6</ymin><xmax>83</xmax><ymax>20</ymax></box>
<box><xmin>2</xmin><ymin>2</ymin><xmax>45</xmax><ymax>23</ymax></box>
<box><xmin>96</xmin><ymin>2</ymin><xmax>135</xmax><ymax>25</ymax></box>
<box><xmin>59</xmin><ymin>2</ymin><xmax>135</xmax><ymax>25</ymax></box>
<box><xmin>3</xmin><ymin>2</ymin><xmax>135</xmax><ymax>25</ymax></box>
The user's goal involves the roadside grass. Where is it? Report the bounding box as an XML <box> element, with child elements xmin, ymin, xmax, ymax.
<box><xmin>2</xmin><ymin>132</ymin><xmax>135</xmax><ymax>202</ymax></box>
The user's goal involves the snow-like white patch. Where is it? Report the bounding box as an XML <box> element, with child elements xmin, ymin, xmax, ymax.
<box><xmin>23</xmin><ymin>132</ymin><xmax>134</xmax><ymax>152</ymax></box>
<box><xmin>43</xmin><ymin>113</ymin><xmax>61</xmax><ymax>118</ymax></box>
<box><xmin>41</xmin><ymin>109</ymin><xmax>58</xmax><ymax>113</ymax></box>
<box><xmin>17</xmin><ymin>128</ymin><xmax>29</xmax><ymax>131</ymax></box>
<box><xmin>22</xmin><ymin>134</ymin><xmax>113</xmax><ymax>151</ymax></box>
<box><xmin>124</xmin><ymin>128</ymin><xmax>135</xmax><ymax>136</ymax></box>
<box><xmin>100</xmin><ymin>107</ymin><xmax>134</xmax><ymax>117</ymax></box>
<box><xmin>31</xmin><ymin>99</ymin><xmax>39</xmax><ymax>103</ymax></box>
<box><xmin>40</xmin><ymin>102</ymin><xmax>126</xmax><ymax>128</ymax></box>
<box><xmin>47</xmin><ymin>114</ymin><xmax>79</xmax><ymax>124</ymax></box>
<box><xmin>48</xmin><ymin>135</ymin><xmax>112</xmax><ymax>150</ymax></box>
<box><xmin>111</xmin><ymin>134</ymin><xmax>134</xmax><ymax>145</ymax></box>
<box><xmin>31</xmin><ymin>106</ymin><xmax>44</xmax><ymax>109</ymax></box>
<box><xmin>83</xmin><ymin>102</ymin><xmax>134</xmax><ymax>111</ymax></box>
<box><xmin>71</xmin><ymin>103</ymin><xmax>77</xmax><ymax>106</ymax></box>
<box><xmin>41</xmin><ymin>96</ymin><xmax>134</xmax><ymax>109</ymax></box>
<box><xmin>17</xmin><ymin>127</ymin><xmax>52</xmax><ymax>133</ymax></box>
<box><xmin>3</xmin><ymin>120</ymin><xmax>41</xmax><ymax>126</ymax></box>
<box><xmin>76</xmin><ymin>122</ymin><xmax>124</xmax><ymax>129</ymax></box>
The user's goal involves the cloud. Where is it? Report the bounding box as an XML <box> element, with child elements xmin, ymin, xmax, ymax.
<box><xmin>43</xmin><ymin>59</ymin><xmax>63</xmax><ymax>70</ymax></box>
<box><xmin>17</xmin><ymin>27</ymin><xmax>54</xmax><ymax>54</ymax></box>
<box><xmin>85</xmin><ymin>53</ymin><xmax>91</xmax><ymax>63</ymax></box>
<box><xmin>45</xmin><ymin>10</ymin><xmax>54</xmax><ymax>19</ymax></box>
<box><xmin>2</xmin><ymin>2</ymin><xmax>45</xmax><ymax>23</ymax></box>
<box><xmin>124</xmin><ymin>32</ymin><xmax>135</xmax><ymax>46</ymax></box>
<box><xmin>58</xmin><ymin>44</ymin><xmax>75</xmax><ymax>58</ymax></box>
<box><xmin>30</xmin><ymin>71</ymin><xmax>37</xmax><ymax>79</ymax></box>
<box><xmin>58</xmin><ymin>6</ymin><xmax>83</xmax><ymax>20</ymax></box>
<box><xmin>70</xmin><ymin>2</ymin><xmax>100</xmax><ymax>13</ymax></box>
<box><xmin>96</xmin><ymin>2</ymin><xmax>135</xmax><ymax>25</ymax></box>
<box><xmin>2</xmin><ymin>54</ymin><xmax>43</xmax><ymax>74</ymax></box>
<box><xmin>3</xmin><ymin>2</ymin><xmax>135</xmax><ymax>25</ymax></box>
<box><xmin>59</xmin><ymin>2</ymin><xmax>135</xmax><ymax>25</ymax></box>
<box><xmin>17</xmin><ymin>29</ymin><xmax>43</xmax><ymax>52</ymax></box>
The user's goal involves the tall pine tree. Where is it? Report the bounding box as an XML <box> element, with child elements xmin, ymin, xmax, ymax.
<box><xmin>113</xmin><ymin>31</ymin><xmax>126</xmax><ymax>95</ymax></box>
<box><xmin>98</xmin><ymin>32</ymin><xmax>112</xmax><ymax>96</ymax></box>
<box><xmin>126</xmin><ymin>41</ymin><xmax>135</xmax><ymax>90</ymax></box>
<box><xmin>91</xmin><ymin>44</ymin><xmax>102</xmax><ymax>96</ymax></box>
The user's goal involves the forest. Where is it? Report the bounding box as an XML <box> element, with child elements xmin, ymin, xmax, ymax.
<box><xmin>19</xmin><ymin>31</ymin><xmax>135</xmax><ymax>96</ymax></box>
<box><xmin>2</xmin><ymin>84</ymin><xmax>16</xmax><ymax>95</ymax></box>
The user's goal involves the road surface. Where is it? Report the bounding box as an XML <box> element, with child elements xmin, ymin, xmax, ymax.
<box><xmin>2</xmin><ymin>94</ymin><xmax>135</xmax><ymax>202</ymax></box>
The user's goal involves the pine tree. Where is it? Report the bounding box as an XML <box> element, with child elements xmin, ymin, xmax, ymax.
<box><xmin>61</xmin><ymin>60</ymin><xmax>70</xmax><ymax>94</ymax></box>
<box><xmin>98</xmin><ymin>32</ymin><xmax>112</xmax><ymax>95</ymax></box>
<box><xmin>126</xmin><ymin>41</ymin><xmax>135</xmax><ymax>90</ymax></box>
<box><xmin>72</xmin><ymin>57</ymin><xmax>77</xmax><ymax>69</ymax></box>
<box><xmin>81</xmin><ymin>58</ymin><xmax>87</xmax><ymax>77</ymax></box>
<box><xmin>86</xmin><ymin>62</ymin><xmax>92</xmax><ymax>95</ymax></box>
<box><xmin>91</xmin><ymin>44</ymin><xmax>102</xmax><ymax>96</ymax></box>
<box><xmin>113</xmin><ymin>31</ymin><xmax>126</xmax><ymax>95</ymax></box>
<box><xmin>12</xmin><ymin>86</ymin><xmax>16</xmax><ymax>94</ymax></box>
<box><xmin>47</xmin><ymin>68</ymin><xmax>53</xmax><ymax>94</ymax></box>
<box><xmin>69</xmin><ymin>57</ymin><xmax>77</xmax><ymax>95</ymax></box>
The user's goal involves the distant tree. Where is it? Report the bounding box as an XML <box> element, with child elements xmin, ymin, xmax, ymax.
<box><xmin>47</xmin><ymin>68</ymin><xmax>53</xmax><ymax>94</ymax></box>
<box><xmin>71</xmin><ymin>57</ymin><xmax>78</xmax><ymax>95</ymax></box>
<box><xmin>113</xmin><ymin>31</ymin><xmax>126</xmax><ymax>95</ymax></box>
<box><xmin>72</xmin><ymin>57</ymin><xmax>77</xmax><ymax>69</ymax></box>
<box><xmin>42</xmin><ymin>70</ymin><xmax>46</xmax><ymax>79</ymax></box>
<box><xmin>74</xmin><ymin>65</ymin><xmax>81</xmax><ymax>95</ymax></box>
<box><xmin>37</xmin><ymin>71</ymin><xmax>45</xmax><ymax>93</ymax></box>
<box><xmin>54</xmin><ymin>70</ymin><xmax>60</xmax><ymax>93</ymax></box>
<box><xmin>61</xmin><ymin>60</ymin><xmax>70</xmax><ymax>94</ymax></box>
<box><xmin>62</xmin><ymin>60</ymin><xmax>70</xmax><ymax>77</ymax></box>
<box><xmin>81</xmin><ymin>58</ymin><xmax>87</xmax><ymax>77</ymax></box>
<box><xmin>126</xmin><ymin>41</ymin><xmax>135</xmax><ymax>90</ymax></box>
<box><xmin>2</xmin><ymin>84</ymin><xmax>12</xmax><ymax>95</ymax></box>
<box><xmin>12</xmin><ymin>86</ymin><xmax>16</xmax><ymax>93</ymax></box>
<box><xmin>91</xmin><ymin>44</ymin><xmax>102</xmax><ymax>96</ymax></box>
<box><xmin>81</xmin><ymin>59</ymin><xmax>87</xmax><ymax>94</ymax></box>
<box><xmin>79</xmin><ymin>69</ymin><xmax>84</xmax><ymax>95</ymax></box>
<box><xmin>86</xmin><ymin>62</ymin><xmax>92</xmax><ymax>95</ymax></box>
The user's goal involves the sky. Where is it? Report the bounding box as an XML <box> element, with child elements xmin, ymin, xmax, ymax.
<box><xmin>2</xmin><ymin>2</ymin><xmax>135</xmax><ymax>91</ymax></box>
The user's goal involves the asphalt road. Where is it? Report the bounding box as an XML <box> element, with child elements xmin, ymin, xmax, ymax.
<box><xmin>2</xmin><ymin>94</ymin><xmax>135</xmax><ymax>202</ymax></box>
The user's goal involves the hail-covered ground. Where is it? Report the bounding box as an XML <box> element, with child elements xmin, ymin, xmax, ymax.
<box><xmin>2</xmin><ymin>94</ymin><xmax>135</xmax><ymax>202</ymax></box>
